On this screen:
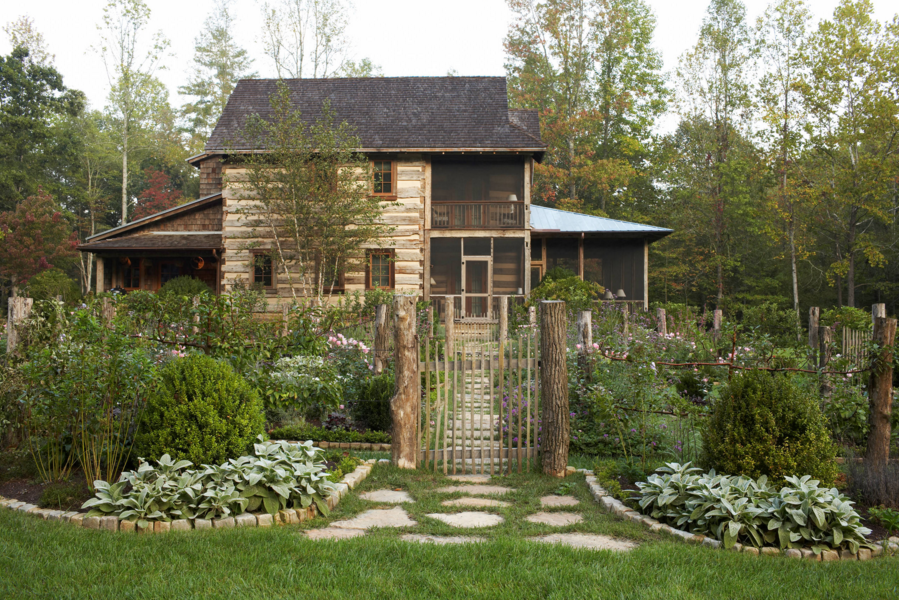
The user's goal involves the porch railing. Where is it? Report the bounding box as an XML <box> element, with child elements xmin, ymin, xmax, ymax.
<box><xmin>431</xmin><ymin>202</ymin><xmax>525</xmax><ymax>229</ymax></box>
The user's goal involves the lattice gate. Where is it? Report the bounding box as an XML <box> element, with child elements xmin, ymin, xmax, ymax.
<box><xmin>417</xmin><ymin>327</ymin><xmax>539</xmax><ymax>474</ymax></box>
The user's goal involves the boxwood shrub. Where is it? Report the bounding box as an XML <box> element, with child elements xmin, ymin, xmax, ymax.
<box><xmin>135</xmin><ymin>355</ymin><xmax>265</xmax><ymax>465</ymax></box>
<box><xmin>701</xmin><ymin>370</ymin><xmax>837</xmax><ymax>484</ymax></box>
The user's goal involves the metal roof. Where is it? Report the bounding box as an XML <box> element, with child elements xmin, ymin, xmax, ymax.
<box><xmin>530</xmin><ymin>205</ymin><xmax>672</xmax><ymax>239</ymax></box>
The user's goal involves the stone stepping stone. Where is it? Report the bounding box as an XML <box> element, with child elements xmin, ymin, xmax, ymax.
<box><xmin>442</xmin><ymin>497</ymin><xmax>511</xmax><ymax>508</ymax></box>
<box><xmin>432</xmin><ymin>484</ymin><xmax>514</xmax><ymax>495</ymax></box>
<box><xmin>526</xmin><ymin>511</ymin><xmax>583</xmax><ymax>526</ymax></box>
<box><xmin>425</xmin><ymin>511</ymin><xmax>504</xmax><ymax>528</ymax></box>
<box><xmin>540</xmin><ymin>495</ymin><xmax>580</xmax><ymax>507</ymax></box>
<box><xmin>330</xmin><ymin>507</ymin><xmax>417</xmax><ymax>530</ymax></box>
<box><xmin>401</xmin><ymin>534</ymin><xmax>487</xmax><ymax>545</ymax></box>
<box><xmin>359</xmin><ymin>489</ymin><xmax>415</xmax><ymax>504</ymax></box>
<box><xmin>305</xmin><ymin>527</ymin><xmax>365</xmax><ymax>541</ymax></box>
<box><xmin>529</xmin><ymin>533</ymin><xmax>637</xmax><ymax>551</ymax></box>
<box><xmin>447</xmin><ymin>474</ymin><xmax>491</xmax><ymax>483</ymax></box>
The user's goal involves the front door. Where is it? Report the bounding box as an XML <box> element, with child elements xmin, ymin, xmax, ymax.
<box><xmin>462</xmin><ymin>258</ymin><xmax>491</xmax><ymax>318</ymax></box>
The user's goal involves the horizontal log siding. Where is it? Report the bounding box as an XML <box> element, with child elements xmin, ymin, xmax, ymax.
<box><xmin>219</xmin><ymin>158</ymin><xmax>424</xmax><ymax>307</ymax></box>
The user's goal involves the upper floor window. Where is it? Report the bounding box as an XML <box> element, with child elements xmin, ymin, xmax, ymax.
<box><xmin>432</xmin><ymin>159</ymin><xmax>524</xmax><ymax>203</ymax></box>
<box><xmin>373</xmin><ymin>160</ymin><xmax>395</xmax><ymax>196</ymax></box>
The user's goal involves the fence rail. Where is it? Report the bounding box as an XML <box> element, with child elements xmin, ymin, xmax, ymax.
<box><xmin>431</xmin><ymin>202</ymin><xmax>525</xmax><ymax>229</ymax></box>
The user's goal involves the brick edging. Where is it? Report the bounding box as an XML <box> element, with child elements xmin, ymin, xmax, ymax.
<box><xmin>0</xmin><ymin>460</ymin><xmax>376</xmax><ymax>533</ymax></box>
<box><xmin>576</xmin><ymin>467</ymin><xmax>899</xmax><ymax>562</ymax></box>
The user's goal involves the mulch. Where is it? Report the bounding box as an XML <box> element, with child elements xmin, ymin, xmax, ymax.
<box><xmin>0</xmin><ymin>477</ymin><xmax>92</xmax><ymax>513</ymax></box>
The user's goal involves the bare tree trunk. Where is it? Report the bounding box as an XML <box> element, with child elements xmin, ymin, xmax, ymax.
<box><xmin>808</xmin><ymin>307</ymin><xmax>819</xmax><ymax>368</ymax></box>
<box><xmin>656</xmin><ymin>308</ymin><xmax>667</xmax><ymax>336</ymax></box>
<box><xmin>390</xmin><ymin>294</ymin><xmax>418</xmax><ymax>469</ymax></box>
<box><xmin>540</xmin><ymin>300</ymin><xmax>569</xmax><ymax>477</ymax></box>
<box><xmin>866</xmin><ymin>312</ymin><xmax>896</xmax><ymax>465</ymax></box>
<box><xmin>6</xmin><ymin>297</ymin><xmax>33</xmax><ymax>354</ymax></box>
<box><xmin>374</xmin><ymin>303</ymin><xmax>389</xmax><ymax>375</ymax></box>
<box><xmin>121</xmin><ymin>132</ymin><xmax>128</xmax><ymax>224</ymax></box>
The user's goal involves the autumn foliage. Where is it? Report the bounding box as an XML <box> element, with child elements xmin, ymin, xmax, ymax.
<box><xmin>0</xmin><ymin>188</ymin><xmax>78</xmax><ymax>289</ymax></box>
<box><xmin>133</xmin><ymin>169</ymin><xmax>183</xmax><ymax>221</ymax></box>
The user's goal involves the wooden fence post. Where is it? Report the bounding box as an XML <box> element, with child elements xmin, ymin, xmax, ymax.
<box><xmin>866</xmin><ymin>310</ymin><xmax>897</xmax><ymax>465</ymax></box>
<box><xmin>872</xmin><ymin>303</ymin><xmax>886</xmax><ymax>320</ymax></box>
<box><xmin>281</xmin><ymin>304</ymin><xmax>289</xmax><ymax>337</ymax></box>
<box><xmin>540</xmin><ymin>300</ymin><xmax>569</xmax><ymax>478</ymax></box>
<box><xmin>712</xmin><ymin>309</ymin><xmax>723</xmax><ymax>339</ymax></box>
<box><xmin>6</xmin><ymin>297</ymin><xmax>33</xmax><ymax>354</ymax></box>
<box><xmin>193</xmin><ymin>296</ymin><xmax>202</xmax><ymax>335</ymax></box>
<box><xmin>444</xmin><ymin>299</ymin><xmax>455</xmax><ymax>357</ymax></box>
<box><xmin>656</xmin><ymin>308</ymin><xmax>667</xmax><ymax>336</ymax></box>
<box><xmin>808</xmin><ymin>307</ymin><xmax>820</xmax><ymax>367</ymax></box>
<box><xmin>101</xmin><ymin>297</ymin><xmax>116</xmax><ymax>325</ymax></box>
<box><xmin>499</xmin><ymin>296</ymin><xmax>508</xmax><ymax>342</ymax></box>
<box><xmin>374</xmin><ymin>304</ymin><xmax>390</xmax><ymax>375</ymax></box>
<box><xmin>528</xmin><ymin>306</ymin><xmax>537</xmax><ymax>328</ymax></box>
<box><xmin>391</xmin><ymin>294</ymin><xmax>418</xmax><ymax>469</ymax></box>
<box><xmin>577</xmin><ymin>310</ymin><xmax>592</xmax><ymax>352</ymax></box>
<box><xmin>818</xmin><ymin>326</ymin><xmax>833</xmax><ymax>370</ymax></box>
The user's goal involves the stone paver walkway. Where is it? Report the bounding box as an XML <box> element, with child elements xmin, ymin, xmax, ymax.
<box><xmin>442</xmin><ymin>497</ymin><xmax>511</xmax><ymax>508</ymax></box>
<box><xmin>401</xmin><ymin>534</ymin><xmax>487</xmax><ymax>545</ymax></box>
<box><xmin>526</xmin><ymin>511</ymin><xmax>583</xmax><ymax>526</ymax></box>
<box><xmin>359</xmin><ymin>490</ymin><xmax>415</xmax><ymax>504</ymax></box>
<box><xmin>330</xmin><ymin>507</ymin><xmax>417</xmax><ymax>530</ymax></box>
<box><xmin>540</xmin><ymin>495</ymin><xmax>579</xmax><ymax>507</ymax></box>
<box><xmin>426</xmin><ymin>511</ymin><xmax>505</xmax><ymax>528</ymax></box>
<box><xmin>433</xmin><ymin>484</ymin><xmax>514</xmax><ymax>495</ymax></box>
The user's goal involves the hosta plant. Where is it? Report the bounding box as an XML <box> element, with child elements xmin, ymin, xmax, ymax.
<box><xmin>83</xmin><ymin>437</ymin><xmax>337</xmax><ymax>529</ymax></box>
<box><xmin>634</xmin><ymin>463</ymin><xmax>872</xmax><ymax>553</ymax></box>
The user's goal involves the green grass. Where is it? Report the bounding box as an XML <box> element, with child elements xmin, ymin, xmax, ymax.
<box><xmin>1</xmin><ymin>464</ymin><xmax>897</xmax><ymax>599</ymax></box>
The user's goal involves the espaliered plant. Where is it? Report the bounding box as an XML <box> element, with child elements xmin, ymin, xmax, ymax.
<box><xmin>83</xmin><ymin>438</ymin><xmax>337</xmax><ymax>529</ymax></box>
<box><xmin>634</xmin><ymin>463</ymin><xmax>872</xmax><ymax>554</ymax></box>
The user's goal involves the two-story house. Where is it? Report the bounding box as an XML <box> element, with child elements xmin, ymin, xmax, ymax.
<box><xmin>79</xmin><ymin>77</ymin><xmax>671</xmax><ymax>320</ymax></box>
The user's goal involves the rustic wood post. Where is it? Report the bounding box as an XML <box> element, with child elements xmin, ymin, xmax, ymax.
<box><xmin>6</xmin><ymin>297</ymin><xmax>33</xmax><ymax>354</ymax></box>
<box><xmin>281</xmin><ymin>304</ymin><xmax>289</xmax><ymax>337</ymax></box>
<box><xmin>808</xmin><ymin>307</ymin><xmax>820</xmax><ymax>367</ymax></box>
<box><xmin>498</xmin><ymin>296</ymin><xmax>508</xmax><ymax>342</ymax></box>
<box><xmin>866</xmin><ymin>311</ymin><xmax>897</xmax><ymax>465</ymax></box>
<box><xmin>656</xmin><ymin>308</ymin><xmax>667</xmax><ymax>336</ymax></box>
<box><xmin>540</xmin><ymin>300</ymin><xmax>569</xmax><ymax>477</ymax></box>
<box><xmin>621</xmin><ymin>304</ymin><xmax>629</xmax><ymax>337</ymax></box>
<box><xmin>374</xmin><ymin>304</ymin><xmax>390</xmax><ymax>375</ymax></box>
<box><xmin>100</xmin><ymin>297</ymin><xmax>116</xmax><ymax>325</ymax></box>
<box><xmin>192</xmin><ymin>296</ymin><xmax>202</xmax><ymax>335</ymax></box>
<box><xmin>872</xmin><ymin>303</ymin><xmax>887</xmax><ymax>320</ymax></box>
<box><xmin>528</xmin><ymin>306</ymin><xmax>537</xmax><ymax>328</ymax></box>
<box><xmin>577</xmin><ymin>310</ymin><xmax>592</xmax><ymax>352</ymax></box>
<box><xmin>391</xmin><ymin>295</ymin><xmax>418</xmax><ymax>469</ymax></box>
<box><xmin>712</xmin><ymin>309</ymin><xmax>723</xmax><ymax>339</ymax></box>
<box><xmin>818</xmin><ymin>326</ymin><xmax>833</xmax><ymax>370</ymax></box>
<box><xmin>444</xmin><ymin>299</ymin><xmax>455</xmax><ymax>357</ymax></box>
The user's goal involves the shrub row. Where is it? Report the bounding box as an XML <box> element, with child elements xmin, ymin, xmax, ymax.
<box><xmin>268</xmin><ymin>424</ymin><xmax>391</xmax><ymax>445</ymax></box>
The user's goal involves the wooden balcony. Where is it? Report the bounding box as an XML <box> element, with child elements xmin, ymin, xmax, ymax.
<box><xmin>431</xmin><ymin>202</ymin><xmax>525</xmax><ymax>229</ymax></box>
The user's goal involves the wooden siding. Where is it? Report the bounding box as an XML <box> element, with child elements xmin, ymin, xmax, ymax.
<box><xmin>199</xmin><ymin>158</ymin><xmax>223</xmax><ymax>197</ymax></box>
<box><xmin>219</xmin><ymin>157</ymin><xmax>425</xmax><ymax>306</ymax></box>
<box><xmin>119</xmin><ymin>203</ymin><xmax>223</xmax><ymax>236</ymax></box>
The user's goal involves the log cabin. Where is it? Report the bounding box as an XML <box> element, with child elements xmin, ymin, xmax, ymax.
<box><xmin>79</xmin><ymin>77</ymin><xmax>671</xmax><ymax>321</ymax></box>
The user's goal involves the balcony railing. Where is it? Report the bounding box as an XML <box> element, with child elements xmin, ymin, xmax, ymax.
<box><xmin>431</xmin><ymin>202</ymin><xmax>525</xmax><ymax>229</ymax></box>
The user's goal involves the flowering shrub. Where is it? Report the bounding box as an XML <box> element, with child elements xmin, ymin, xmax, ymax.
<box><xmin>263</xmin><ymin>355</ymin><xmax>343</xmax><ymax>414</ymax></box>
<box><xmin>83</xmin><ymin>438</ymin><xmax>336</xmax><ymax>528</ymax></box>
<box><xmin>635</xmin><ymin>463</ymin><xmax>872</xmax><ymax>553</ymax></box>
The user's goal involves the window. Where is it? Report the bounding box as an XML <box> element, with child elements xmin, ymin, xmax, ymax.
<box><xmin>318</xmin><ymin>254</ymin><xmax>345</xmax><ymax>292</ymax></box>
<box><xmin>373</xmin><ymin>160</ymin><xmax>395</xmax><ymax>195</ymax></box>
<box><xmin>252</xmin><ymin>252</ymin><xmax>274</xmax><ymax>289</ymax></box>
<box><xmin>160</xmin><ymin>262</ymin><xmax>181</xmax><ymax>286</ymax></box>
<box><xmin>432</xmin><ymin>159</ymin><xmax>524</xmax><ymax>202</ymax></box>
<box><xmin>367</xmin><ymin>250</ymin><xmax>395</xmax><ymax>289</ymax></box>
<box><xmin>122</xmin><ymin>260</ymin><xmax>140</xmax><ymax>290</ymax></box>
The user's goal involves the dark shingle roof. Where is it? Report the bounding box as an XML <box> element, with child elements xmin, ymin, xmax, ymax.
<box><xmin>79</xmin><ymin>233</ymin><xmax>223</xmax><ymax>251</ymax></box>
<box><xmin>206</xmin><ymin>77</ymin><xmax>545</xmax><ymax>153</ymax></box>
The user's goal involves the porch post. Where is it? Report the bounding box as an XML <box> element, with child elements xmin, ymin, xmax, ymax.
<box><xmin>95</xmin><ymin>256</ymin><xmax>104</xmax><ymax>294</ymax></box>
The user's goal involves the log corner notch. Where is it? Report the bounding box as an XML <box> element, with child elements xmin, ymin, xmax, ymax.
<box><xmin>865</xmin><ymin>305</ymin><xmax>897</xmax><ymax>466</ymax></box>
<box><xmin>540</xmin><ymin>300</ymin><xmax>569</xmax><ymax>477</ymax></box>
<box><xmin>390</xmin><ymin>294</ymin><xmax>418</xmax><ymax>469</ymax></box>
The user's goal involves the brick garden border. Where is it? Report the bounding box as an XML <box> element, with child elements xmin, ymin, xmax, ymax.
<box><xmin>0</xmin><ymin>460</ymin><xmax>377</xmax><ymax>533</ymax></box>
<box><xmin>578</xmin><ymin>468</ymin><xmax>899</xmax><ymax>562</ymax></box>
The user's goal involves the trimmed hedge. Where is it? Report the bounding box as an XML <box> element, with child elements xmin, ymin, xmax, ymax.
<box><xmin>135</xmin><ymin>355</ymin><xmax>265</xmax><ymax>465</ymax></box>
<box><xmin>268</xmin><ymin>424</ymin><xmax>391</xmax><ymax>445</ymax></box>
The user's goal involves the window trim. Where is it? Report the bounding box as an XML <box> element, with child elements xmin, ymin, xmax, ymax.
<box><xmin>250</xmin><ymin>250</ymin><xmax>276</xmax><ymax>290</ymax></box>
<box><xmin>371</xmin><ymin>159</ymin><xmax>397</xmax><ymax>198</ymax></box>
<box><xmin>366</xmin><ymin>249</ymin><xmax>395</xmax><ymax>290</ymax></box>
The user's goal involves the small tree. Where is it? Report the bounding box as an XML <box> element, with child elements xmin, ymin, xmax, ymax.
<box><xmin>0</xmin><ymin>188</ymin><xmax>78</xmax><ymax>296</ymax></box>
<box><xmin>232</xmin><ymin>82</ymin><xmax>390</xmax><ymax>301</ymax></box>
<box><xmin>133</xmin><ymin>168</ymin><xmax>183</xmax><ymax>220</ymax></box>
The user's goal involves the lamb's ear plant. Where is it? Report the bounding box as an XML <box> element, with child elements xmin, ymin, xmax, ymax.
<box><xmin>634</xmin><ymin>463</ymin><xmax>872</xmax><ymax>552</ymax></box>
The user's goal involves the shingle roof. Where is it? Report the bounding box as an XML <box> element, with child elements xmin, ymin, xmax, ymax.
<box><xmin>206</xmin><ymin>77</ymin><xmax>545</xmax><ymax>153</ymax></box>
<box><xmin>79</xmin><ymin>233</ymin><xmax>223</xmax><ymax>251</ymax></box>
<box><xmin>85</xmin><ymin>194</ymin><xmax>223</xmax><ymax>242</ymax></box>
<box><xmin>530</xmin><ymin>205</ymin><xmax>672</xmax><ymax>240</ymax></box>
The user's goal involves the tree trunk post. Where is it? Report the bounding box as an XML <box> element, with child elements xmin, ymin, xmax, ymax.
<box><xmin>577</xmin><ymin>310</ymin><xmax>592</xmax><ymax>352</ymax></box>
<box><xmin>656</xmin><ymin>308</ymin><xmax>668</xmax><ymax>336</ymax></box>
<box><xmin>101</xmin><ymin>297</ymin><xmax>116</xmax><ymax>326</ymax></box>
<box><xmin>712</xmin><ymin>309</ymin><xmax>723</xmax><ymax>339</ymax></box>
<box><xmin>808</xmin><ymin>307</ymin><xmax>820</xmax><ymax>367</ymax></box>
<box><xmin>374</xmin><ymin>303</ymin><xmax>390</xmax><ymax>375</ymax></box>
<box><xmin>444</xmin><ymin>299</ymin><xmax>454</xmax><ymax>357</ymax></box>
<box><xmin>540</xmin><ymin>300</ymin><xmax>569</xmax><ymax>478</ymax></box>
<box><xmin>872</xmin><ymin>303</ymin><xmax>886</xmax><ymax>320</ymax></box>
<box><xmin>866</xmin><ymin>313</ymin><xmax>896</xmax><ymax>465</ymax></box>
<box><xmin>528</xmin><ymin>306</ymin><xmax>537</xmax><ymax>328</ymax></box>
<box><xmin>818</xmin><ymin>326</ymin><xmax>833</xmax><ymax>370</ymax></box>
<box><xmin>6</xmin><ymin>297</ymin><xmax>33</xmax><ymax>354</ymax></box>
<box><xmin>192</xmin><ymin>297</ymin><xmax>202</xmax><ymax>336</ymax></box>
<box><xmin>391</xmin><ymin>294</ymin><xmax>418</xmax><ymax>469</ymax></box>
<box><xmin>499</xmin><ymin>296</ymin><xmax>508</xmax><ymax>343</ymax></box>
<box><xmin>281</xmin><ymin>304</ymin><xmax>290</xmax><ymax>337</ymax></box>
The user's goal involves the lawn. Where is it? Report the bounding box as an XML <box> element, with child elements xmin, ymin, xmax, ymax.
<box><xmin>1</xmin><ymin>464</ymin><xmax>897</xmax><ymax>599</ymax></box>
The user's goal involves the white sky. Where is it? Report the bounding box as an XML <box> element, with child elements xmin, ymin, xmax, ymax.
<box><xmin>2</xmin><ymin>0</ymin><xmax>896</xmax><ymax>125</ymax></box>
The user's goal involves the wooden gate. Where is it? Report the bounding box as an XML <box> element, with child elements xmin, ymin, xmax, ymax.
<box><xmin>417</xmin><ymin>328</ymin><xmax>539</xmax><ymax>474</ymax></box>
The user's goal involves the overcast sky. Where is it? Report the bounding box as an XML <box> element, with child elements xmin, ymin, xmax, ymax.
<box><xmin>2</xmin><ymin>0</ymin><xmax>896</xmax><ymax>118</ymax></box>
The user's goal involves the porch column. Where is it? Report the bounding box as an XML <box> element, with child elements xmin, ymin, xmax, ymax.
<box><xmin>95</xmin><ymin>256</ymin><xmax>104</xmax><ymax>294</ymax></box>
